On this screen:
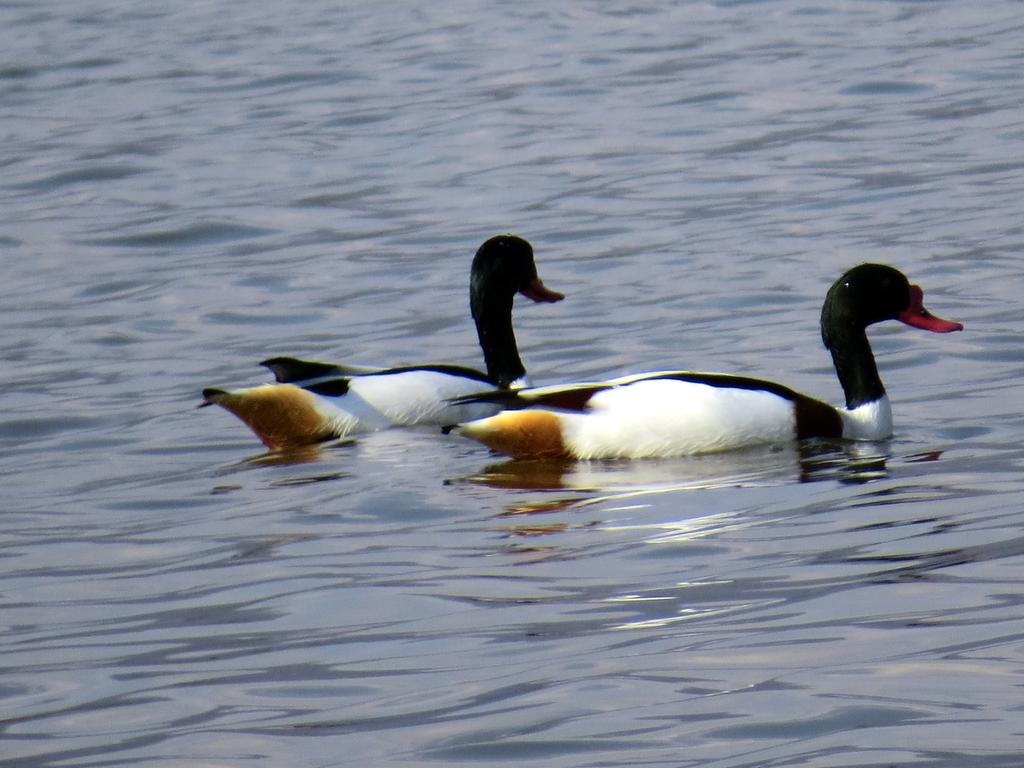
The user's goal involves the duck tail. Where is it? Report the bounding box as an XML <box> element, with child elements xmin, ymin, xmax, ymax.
<box><xmin>450</xmin><ymin>383</ymin><xmax>605</xmax><ymax>414</ymax></box>
<box><xmin>198</xmin><ymin>384</ymin><xmax>339</xmax><ymax>450</ymax></box>
<box><xmin>261</xmin><ymin>356</ymin><xmax>346</xmax><ymax>383</ymax></box>
<box><xmin>261</xmin><ymin>356</ymin><xmax>382</xmax><ymax>383</ymax></box>
<box><xmin>199</xmin><ymin>387</ymin><xmax>229</xmax><ymax>408</ymax></box>
<box><xmin>448</xmin><ymin>388</ymin><xmax>525</xmax><ymax>409</ymax></box>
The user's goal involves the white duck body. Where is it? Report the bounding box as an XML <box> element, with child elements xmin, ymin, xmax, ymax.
<box><xmin>544</xmin><ymin>377</ymin><xmax>796</xmax><ymax>460</ymax></box>
<box><xmin>338</xmin><ymin>367</ymin><xmax>523</xmax><ymax>427</ymax></box>
<box><xmin>455</xmin><ymin>371</ymin><xmax>832</xmax><ymax>460</ymax></box>
<box><xmin>207</xmin><ymin>368</ymin><xmax>511</xmax><ymax>448</ymax></box>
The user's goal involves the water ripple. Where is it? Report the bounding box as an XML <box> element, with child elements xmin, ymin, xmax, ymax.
<box><xmin>83</xmin><ymin>221</ymin><xmax>278</xmax><ymax>248</ymax></box>
<box><xmin>3</xmin><ymin>0</ymin><xmax>1024</xmax><ymax>765</ymax></box>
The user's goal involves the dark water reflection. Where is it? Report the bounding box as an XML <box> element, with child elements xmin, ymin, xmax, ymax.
<box><xmin>4</xmin><ymin>0</ymin><xmax>1024</xmax><ymax>766</ymax></box>
<box><xmin>461</xmin><ymin>439</ymin><xmax>894</xmax><ymax>495</ymax></box>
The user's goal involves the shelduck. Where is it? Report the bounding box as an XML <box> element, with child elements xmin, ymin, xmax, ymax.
<box><xmin>202</xmin><ymin>235</ymin><xmax>564</xmax><ymax>450</ymax></box>
<box><xmin>455</xmin><ymin>263</ymin><xmax>962</xmax><ymax>460</ymax></box>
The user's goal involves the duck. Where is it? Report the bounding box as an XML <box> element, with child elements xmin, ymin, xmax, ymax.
<box><xmin>201</xmin><ymin>234</ymin><xmax>564</xmax><ymax>451</ymax></box>
<box><xmin>454</xmin><ymin>263</ymin><xmax>962</xmax><ymax>460</ymax></box>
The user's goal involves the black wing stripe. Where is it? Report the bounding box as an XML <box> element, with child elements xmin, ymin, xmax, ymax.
<box><xmin>364</xmin><ymin>364</ymin><xmax>492</xmax><ymax>383</ymax></box>
<box><xmin>304</xmin><ymin>379</ymin><xmax>351</xmax><ymax>397</ymax></box>
<box><xmin>261</xmin><ymin>357</ymin><xmax>348</xmax><ymax>383</ymax></box>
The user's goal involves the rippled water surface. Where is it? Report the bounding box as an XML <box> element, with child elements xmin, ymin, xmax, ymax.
<box><xmin>4</xmin><ymin>1</ymin><xmax>1024</xmax><ymax>766</ymax></box>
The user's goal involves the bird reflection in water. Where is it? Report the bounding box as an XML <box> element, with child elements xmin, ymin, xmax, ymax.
<box><xmin>461</xmin><ymin>440</ymin><xmax>895</xmax><ymax>494</ymax></box>
<box><xmin>452</xmin><ymin>441</ymin><xmax>907</xmax><ymax>553</ymax></box>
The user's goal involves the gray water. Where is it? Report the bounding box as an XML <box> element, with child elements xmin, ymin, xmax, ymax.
<box><xmin>3</xmin><ymin>1</ymin><xmax>1024</xmax><ymax>766</ymax></box>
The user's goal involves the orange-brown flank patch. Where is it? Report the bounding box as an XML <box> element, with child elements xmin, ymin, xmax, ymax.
<box><xmin>460</xmin><ymin>410</ymin><xmax>569</xmax><ymax>459</ymax></box>
<box><xmin>208</xmin><ymin>385</ymin><xmax>336</xmax><ymax>451</ymax></box>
